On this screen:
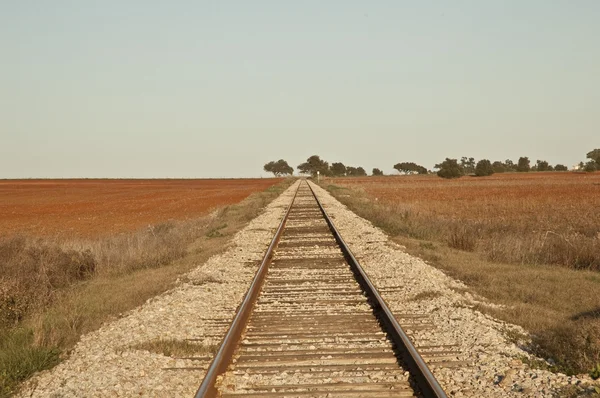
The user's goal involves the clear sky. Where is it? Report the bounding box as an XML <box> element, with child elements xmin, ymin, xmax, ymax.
<box><xmin>2</xmin><ymin>1</ymin><xmax>599</xmax><ymax>178</ymax></box>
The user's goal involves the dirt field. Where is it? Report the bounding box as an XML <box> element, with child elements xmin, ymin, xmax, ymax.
<box><xmin>328</xmin><ymin>172</ymin><xmax>600</xmax><ymax>237</ymax></box>
<box><xmin>0</xmin><ymin>179</ymin><xmax>281</xmax><ymax>238</ymax></box>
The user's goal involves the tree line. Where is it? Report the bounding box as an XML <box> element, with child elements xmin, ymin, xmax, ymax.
<box><xmin>434</xmin><ymin>149</ymin><xmax>599</xmax><ymax>179</ymax></box>
<box><xmin>263</xmin><ymin>155</ymin><xmax>372</xmax><ymax>177</ymax></box>
<box><xmin>434</xmin><ymin>157</ymin><xmax>566</xmax><ymax>178</ymax></box>
<box><xmin>263</xmin><ymin>156</ymin><xmax>430</xmax><ymax>177</ymax></box>
<box><xmin>263</xmin><ymin>149</ymin><xmax>600</xmax><ymax>178</ymax></box>
<box><xmin>296</xmin><ymin>155</ymin><xmax>369</xmax><ymax>177</ymax></box>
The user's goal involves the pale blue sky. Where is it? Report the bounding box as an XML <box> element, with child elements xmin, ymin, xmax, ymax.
<box><xmin>2</xmin><ymin>1</ymin><xmax>599</xmax><ymax>177</ymax></box>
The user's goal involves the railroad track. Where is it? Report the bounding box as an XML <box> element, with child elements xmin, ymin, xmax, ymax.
<box><xmin>195</xmin><ymin>180</ymin><xmax>447</xmax><ymax>398</ymax></box>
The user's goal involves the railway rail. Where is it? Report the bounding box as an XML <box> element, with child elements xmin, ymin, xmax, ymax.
<box><xmin>195</xmin><ymin>180</ymin><xmax>447</xmax><ymax>398</ymax></box>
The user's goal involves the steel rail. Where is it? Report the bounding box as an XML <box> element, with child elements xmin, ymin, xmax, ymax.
<box><xmin>194</xmin><ymin>182</ymin><xmax>300</xmax><ymax>398</ymax></box>
<box><xmin>307</xmin><ymin>180</ymin><xmax>448</xmax><ymax>398</ymax></box>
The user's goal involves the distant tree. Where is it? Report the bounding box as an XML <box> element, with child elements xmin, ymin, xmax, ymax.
<box><xmin>584</xmin><ymin>160</ymin><xmax>598</xmax><ymax>172</ymax></box>
<box><xmin>460</xmin><ymin>157</ymin><xmax>476</xmax><ymax>174</ymax></box>
<box><xmin>264</xmin><ymin>161</ymin><xmax>277</xmax><ymax>175</ymax></box>
<box><xmin>547</xmin><ymin>165</ymin><xmax>554</xmax><ymax>171</ymax></box>
<box><xmin>263</xmin><ymin>159</ymin><xmax>294</xmax><ymax>176</ymax></box>
<box><xmin>587</xmin><ymin>149</ymin><xmax>600</xmax><ymax>166</ymax></box>
<box><xmin>345</xmin><ymin>166</ymin><xmax>367</xmax><ymax>176</ymax></box>
<box><xmin>372</xmin><ymin>168</ymin><xmax>384</xmax><ymax>176</ymax></box>
<box><xmin>297</xmin><ymin>155</ymin><xmax>330</xmax><ymax>177</ymax></box>
<box><xmin>517</xmin><ymin>157</ymin><xmax>530</xmax><ymax>172</ymax></box>
<box><xmin>330</xmin><ymin>162</ymin><xmax>347</xmax><ymax>177</ymax></box>
<box><xmin>393</xmin><ymin>162</ymin><xmax>428</xmax><ymax>175</ymax></box>
<box><xmin>475</xmin><ymin>159</ymin><xmax>495</xmax><ymax>177</ymax></box>
<box><xmin>554</xmin><ymin>164</ymin><xmax>568</xmax><ymax>171</ymax></box>
<box><xmin>504</xmin><ymin>159</ymin><xmax>516</xmax><ymax>172</ymax></box>
<box><xmin>536</xmin><ymin>160</ymin><xmax>550</xmax><ymax>172</ymax></box>
<box><xmin>435</xmin><ymin>158</ymin><xmax>464</xmax><ymax>179</ymax></box>
<box><xmin>492</xmin><ymin>161</ymin><xmax>506</xmax><ymax>173</ymax></box>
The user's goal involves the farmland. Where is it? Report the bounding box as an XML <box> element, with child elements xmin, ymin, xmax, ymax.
<box><xmin>324</xmin><ymin>172</ymin><xmax>600</xmax><ymax>375</ymax></box>
<box><xmin>0</xmin><ymin>179</ymin><xmax>280</xmax><ymax>238</ymax></box>
<box><xmin>0</xmin><ymin>178</ymin><xmax>289</xmax><ymax>395</ymax></box>
<box><xmin>329</xmin><ymin>172</ymin><xmax>600</xmax><ymax>270</ymax></box>
<box><xmin>328</xmin><ymin>172</ymin><xmax>600</xmax><ymax>236</ymax></box>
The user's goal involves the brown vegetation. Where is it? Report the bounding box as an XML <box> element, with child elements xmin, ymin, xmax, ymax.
<box><xmin>324</xmin><ymin>173</ymin><xmax>600</xmax><ymax>376</ymax></box>
<box><xmin>0</xmin><ymin>218</ymin><xmax>204</xmax><ymax>330</ymax></box>
<box><xmin>329</xmin><ymin>172</ymin><xmax>600</xmax><ymax>270</ymax></box>
<box><xmin>131</xmin><ymin>339</ymin><xmax>218</xmax><ymax>358</ymax></box>
<box><xmin>0</xmin><ymin>178</ymin><xmax>280</xmax><ymax>238</ymax></box>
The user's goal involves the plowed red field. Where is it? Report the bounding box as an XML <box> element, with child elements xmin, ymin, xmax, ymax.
<box><xmin>329</xmin><ymin>172</ymin><xmax>600</xmax><ymax>236</ymax></box>
<box><xmin>0</xmin><ymin>179</ymin><xmax>280</xmax><ymax>238</ymax></box>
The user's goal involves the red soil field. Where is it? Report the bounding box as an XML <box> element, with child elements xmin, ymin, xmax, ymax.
<box><xmin>329</xmin><ymin>172</ymin><xmax>600</xmax><ymax>236</ymax></box>
<box><xmin>0</xmin><ymin>179</ymin><xmax>281</xmax><ymax>238</ymax></box>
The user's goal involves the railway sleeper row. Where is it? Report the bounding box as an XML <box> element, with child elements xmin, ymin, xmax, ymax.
<box><xmin>195</xmin><ymin>181</ymin><xmax>449</xmax><ymax>398</ymax></box>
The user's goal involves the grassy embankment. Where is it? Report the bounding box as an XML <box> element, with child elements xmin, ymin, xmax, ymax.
<box><xmin>323</xmin><ymin>173</ymin><xmax>600</xmax><ymax>378</ymax></box>
<box><xmin>0</xmin><ymin>179</ymin><xmax>294</xmax><ymax>397</ymax></box>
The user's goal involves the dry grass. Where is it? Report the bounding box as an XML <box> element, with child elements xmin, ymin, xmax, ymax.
<box><xmin>0</xmin><ymin>218</ymin><xmax>208</xmax><ymax>331</ymax></box>
<box><xmin>186</xmin><ymin>272</ymin><xmax>223</xmax><ymax>286</ymax></box>
<box><xmin>324</xmin><ymin>177</ymin><xmax>600</xmax><ymax>376</ymax></box>
<box><xmin>328</xmin><ymin>172</ymin><xmax>600</xmax><ymax>270</ymax></box>
<box><xmin>446</xmin><ymin>225</ymin><xmax>477</xmax><ymax>252</ymax></box>
<box><xmin>0</xmin><ymin>178</ymin><xmax>294</xmax><ymax>397</ymax></box>
<box><xmin>410</xmin><ymin>290</ymin><xmax>443</xmax><ymax>302</ymax></box>
<box><xmin>558</xmin><ymin>385</ymin><xmax>600</xmax><ymax>397</ymax></box>
<box><xmin>130</xmin><ymin>339</ymin><xmax>217</xmax><ymax>358</ymax></box>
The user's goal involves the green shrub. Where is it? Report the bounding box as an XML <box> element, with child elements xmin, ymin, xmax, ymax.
<box><xmin>475</xmin><ymin>159</ymin><xmax>495</xmax><ymax>177</ymax></box>
<box><xmin>590</xmin><ymin>363</ymin><xmax>600</xmax><ymax>380</ymax></box>
<box><xmin>435</xmin><ymin>158</ymin><xmax>463</xmax><ymax>179</ymax></box>
<box><xmin>554</xmin><ymin>164</ymin><xmax>568</xmax><ymax>171</ymax></box>
<box><xmin>584</xmin><ymin>161</ymin><xmax>598</xmax><ymax>172</ymax></box>
<box><xmin>0</xmin><ymin>328</ymin><xmax>60</xmax><ymax>397</ymax></box>
<box><xmin>517</xmin><ymin>156</ymin><xmax>530</xmax><ymax>172</ymax></box>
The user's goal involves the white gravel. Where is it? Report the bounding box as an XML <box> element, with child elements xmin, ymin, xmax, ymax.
<box><xmin>17</xmin><ymin>181</ymin><xmax>301</xmax><ymax>398</ymax></box>
<box><xmin>217</xmin><ymin>190</ymin><xmax>411</xmax><ymax>396</ymax></box>
<box><xmin>309</xmin><ymin>181</ymin><xmax>598</xmax><ymax>398</ymax></box>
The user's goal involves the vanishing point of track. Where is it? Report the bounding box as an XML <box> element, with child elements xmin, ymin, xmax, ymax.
<box><xmin>195</xmin><ymin>180</ymin><xmax>447</xmax><ymax>398</ymax></box>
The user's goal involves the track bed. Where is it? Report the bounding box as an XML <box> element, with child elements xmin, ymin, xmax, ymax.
<box><xmin>196</xmin><ymin>181</ymin><xmax>446</xmax><ymax>398</ymax></box>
